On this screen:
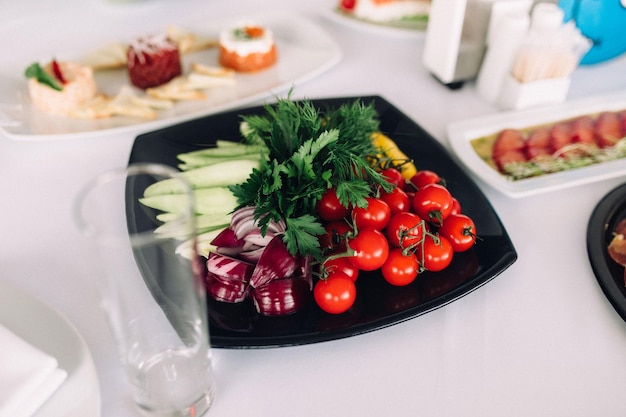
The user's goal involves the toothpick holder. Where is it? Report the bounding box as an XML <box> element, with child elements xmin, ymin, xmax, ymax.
<box><xmin>498</xmin><ymin>75</ymin><xmax>571</xmax><ymax>110</ymax></box>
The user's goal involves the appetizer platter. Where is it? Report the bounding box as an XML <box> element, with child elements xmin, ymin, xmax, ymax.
<box><xmin>128</xmin><ymin>95</ymin><xmax>516</xmax><ymax>348</ymax></box>
<box><xmin>0</xmin><ymin>12</ymin><xmax>341</xmax><ymax>141</ymax></box>
<box><xmin>587</xmin><ymin>183</ymin><xmax>626</xmax><ymax>322</ymax></box>
<box><xmin>447</xmin><ymin>94</ymin><xmax>626</xmax><ymax>198</ymax></box>
<box><xmin>324</xmin><ymin>0</ymin><xmax>430</xmax><ymax>37</ymax></box>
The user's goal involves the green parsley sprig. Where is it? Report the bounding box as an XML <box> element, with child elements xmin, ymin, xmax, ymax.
<box><xmin>230</xmin><ymin>95</ymin><xmax>393</xmax><ymax>260</ymax></box>
<box><xmin>24</xmin><ymin>63</ymin><xmax>62</xmax><ymax>91</ymax></box>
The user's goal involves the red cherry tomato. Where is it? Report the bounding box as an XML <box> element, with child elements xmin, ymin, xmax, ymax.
<box><xmin>52</xmin><ymin>59</ymin><xmax>67</xmax><ymax>84</ymax></box>
<box><xmin>319</xmin><ymin>221</ymin><xmax>353</xmax><ymax>253</ymax></box>
<box><xmin>409</xmin><ymin>170</ymin><xmax>441</xmax><ymax>190</ymax></box>
<box><xmin>380</xmin><ymin>167</ymin><xmax>405</xmax><ymax>188</ymax></box>
<box><xmin>420</xmin><ymin>234</ymin><xmax>454</xmax><ymax>272</ymax></box>
<box><xmin>438</xmin><ymin>214</ymin><xmax>477</xmax><ymax>252</ymax></box>
<box><xmin>322</xmin><ymin>256</ymin><xmax>360</xmax><ymax>282</ymax></box>
<box><xmin>412</xmin><ymin>184</ymin><xmax>453</xmax><ymax>226</ymax></box>
<box><xmin>381</xmin><ymin>249</ymin><xmax>420</xmax><ymax>286</ymax></box>
<box><xmin>317</xmin><ymin>188</ymin><xmax>350</xmax><ymax>222</ymax></box>
<box><xmin>314</xmin><ymin>272</ymin><xmax>356</xmax><ymax>314</ymax></box>
<box><xmin>352</xmin><ymin>197</ymin><xmax>391</xmax><ymax>231</ymax></box>
<box><xmin>347</xmin><ymin>229</ymin><xmax>389</xmax><ymax>271</ymax></box>
<box><xmin>340</xmin><ymin>0</ymin><xmax>356</xmax><ymax>10</ymax></box>
<box><xmin>450</xmin><ymin>197</ymin><xmax>462</xmax><ymax>215</ymax></box>
<box><xmin>380</xmin><ymin>186</ymin><xmax>410</xmax><ymax>216</ymax></box>
<box><xmin>386</xmin><ymin>211</ymin><xmax>424</xmax><ymax>248</ymax></box>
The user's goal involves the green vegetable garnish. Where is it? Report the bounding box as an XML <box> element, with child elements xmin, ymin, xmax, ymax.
<box><xmin>24</xmin><ymin>63</ymin><xmax>62</xmax><ymax>91</ymax></box>
<box><xmin>502</xmin><ymin>138</ymin><xmax>626</xmax><ymax>180</ymax></box>
<box><xmin>230</xmin><ymin>93</ymin><xmax>393</xmax><ymax>260</ymax></box>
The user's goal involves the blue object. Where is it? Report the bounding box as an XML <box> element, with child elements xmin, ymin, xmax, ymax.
<box><xmin>558</xmin><ymin>0</ymin><xmax>626</xmax><ymax>64</ymax></box>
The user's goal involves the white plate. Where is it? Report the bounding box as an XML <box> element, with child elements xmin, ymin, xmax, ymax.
<box><xmin>322</xmin><ymin>0</ymin><xmax>428</xmax><ymax>38</ymax></box>
<box><xmin>447</xmin><ymin>93</ymin><xmax>626</xmax><ymax>198</ymax></box>
<box><xmin>0</xmin><ymin>281</ymin><xmax>101</xmax><ymax>417</ymax></box>
<box><xmin>0</xmin><ymin>11</ymin><xmax>341</xmax><ymax>141</ymax></box>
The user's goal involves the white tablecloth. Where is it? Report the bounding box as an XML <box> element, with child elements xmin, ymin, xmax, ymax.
<box><xmin>2</xmin><ymin>1</ymin><xmax>626</xmax><ymax>416</ymax></box>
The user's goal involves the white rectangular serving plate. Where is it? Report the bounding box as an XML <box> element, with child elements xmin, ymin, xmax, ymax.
<box><xmin>0</xmin><ymin>11</ymin><xmax>341</xmax><ymax>141</ymax></box>
<box><xmin>447</xmin><ymin>93</ymin><xmax>626</xmax><ymax>198</ymax></box>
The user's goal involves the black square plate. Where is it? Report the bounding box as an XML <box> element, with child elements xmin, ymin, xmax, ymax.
<box><xmin>128</xmin><ymin>95</ymin><xmax>517</xmax><ymax>348</ymax></box>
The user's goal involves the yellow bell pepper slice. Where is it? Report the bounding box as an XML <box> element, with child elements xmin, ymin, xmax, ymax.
<box><xmin>371</xmin><ymin>132</ymin><xmax>418</xmax><ymax>180</ymax></box>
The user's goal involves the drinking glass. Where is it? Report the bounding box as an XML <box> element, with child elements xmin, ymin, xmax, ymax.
<box><xmin>73</xmin><ymin>163</ymin><xmax>214</xmax><ymax>417</ymax></box>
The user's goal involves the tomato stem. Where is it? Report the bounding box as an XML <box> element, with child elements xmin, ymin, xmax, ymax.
<box><xmin>463</xmin><ymin>226</ymin><xmax>482</xmax><ymax>243</ymax></box>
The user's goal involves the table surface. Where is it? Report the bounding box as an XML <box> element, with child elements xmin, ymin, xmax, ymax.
<box><xmin>3</xmin><ymin>1</ymin><xmax>626</xmax><ymax>416</ymax></box>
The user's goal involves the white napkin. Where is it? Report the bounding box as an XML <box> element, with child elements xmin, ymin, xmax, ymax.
<box><xmin>0</xmin><ymin>324</ymin><xmax>67</xmax><ymax>417</ymax></box>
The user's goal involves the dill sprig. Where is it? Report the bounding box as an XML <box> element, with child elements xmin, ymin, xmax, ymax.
<box><xmin>230</xmin><ymin>96</ymin><xmax>392</xmax><ymax>260</ymax></box>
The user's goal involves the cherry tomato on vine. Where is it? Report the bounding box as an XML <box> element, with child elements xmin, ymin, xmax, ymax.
<box><xmin>380</xmin><ymin>168</ymin><xmax>405</xmax><ymax>188</ymax></box>
<box><xmin>317</xmin><ymin>188</ymin><xmax>350</xmax><ymax>222</ymax></box>
<box><xmin>438</xmin><ymin>213</ymin><xmax>477</xmax><ymax>252</ymax></box>
<box><xmin>352</xmin><ymin>197</ymin><xmax>391</xmax><ymax>231</ymax></box>
<box><xmin>314</xmin><ymin>272</ymin><xmax>356</xmax><ymax>314</ymax></box>
<box><xmin>319</xmin><ymin>221</ymin><xmax>353</xmax><ymax>253</ymax></box>
<box><xmin>381</xmin><ymin>249</ymin><xmax>420</xmax><ymax>286</ymax></box>
<box><xmin>419</xmin><ymin>234</ymin><xmax>454</xmax><ymax>272</ymax></box>
<box><xmin>409</xmin><ymin>170</ymin><xmax>441</xmax><ymax>190</ymax></box>
<box><xmin>450</xmin><ymin>197</ymin><xmax>462</xmax><ymax>216</ymax></box>
<box><xmin>380</xmin><ymin>186</ymin><xmax>410</xmax><ymax>215</ymax></box>
<box><xmin>347</xmin><ymin>228</ymin><xmax>389</xmax><ymax>271</ymax></box>
<box><xmin>322</xmin><ymin>256</ymin><xmax>360</xmax><ymax>282</ymax></box>
<box><xmin>386</xmin><ymin>211</ymin><xmax>424</xmax><ymax>248</ymax></box>
<box><xmin>412</xmin><ymin>184</ymin><xmax>453</xmax><ymax>226</ymax></box>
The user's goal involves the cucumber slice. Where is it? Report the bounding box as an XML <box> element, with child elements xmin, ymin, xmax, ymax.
<box><xmin>177</xmin><ymin>153</ymin><xmax>262</xmax><ymax>171</ymax></box>
<box><xmin>140</xmin><ymin>187</ymin><xmax>237</xmax><ymax>215</ymax></box>
<box><xmin>177</xmin><ymin>143</ymin><xmax>265</xmax><ymax>160</ymax></box>
<box><xmin>143</xmin><ymin>159</ymin><xmax>260</xmax><ymax>197</ymax></box>
<box><xmin>155</xmin><ymin>212</ymin><xmax>232</xmax><ymax>235</ymax></box>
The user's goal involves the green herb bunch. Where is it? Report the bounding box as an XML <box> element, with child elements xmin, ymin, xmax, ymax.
<box><xmin>230</xmin><ymin>96</ymin><xmax>393</xmax><ymax>260</ymax></box>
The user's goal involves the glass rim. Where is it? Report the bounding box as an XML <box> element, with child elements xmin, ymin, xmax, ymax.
<box><xmin>73</xmin><ymin>163</ymin><xmax>196</xmax><ymax>246</ymax></box>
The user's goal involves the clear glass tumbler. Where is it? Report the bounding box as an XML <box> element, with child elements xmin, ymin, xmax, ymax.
<box><xmin>73</xmin><ymin>163</ymin><xmax>214</xmax><ymax>417</ymax></box>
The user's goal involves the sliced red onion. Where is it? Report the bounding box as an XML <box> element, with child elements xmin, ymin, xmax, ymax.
<box><xmin>232</xmin><ymin>218</ymin><xmax>257</xmax><ymax>240</ymax></box>
<box><xmin>207</xmin><ymin>252</ymin><xmax>252</xmax><ymax>277</ymax></box>
<box><xmin>229</xmin><ymin>206</ymin><xmax>253</xmax><ymax>224</ymax></box>
<box><xmin>230</xmin><ymin>206</ymin><xmax>287</xmax><ymax>240</ymax></box>
<box><xmin>215</xmin><ymin>246</ymin><xmax>245</xmax><ymax>257</ymax></box>
<box><xmin>297</xmin><ymin>255</ymin><xmax>313</xmax><ymax>290</ymax></box>
<box><xmin>243</xmin><ymin>230</ymin><xmax>275</xmax><ymax>247</ymax></box>
<box><xmin>238</xmin><ymin>247</ymin><xmax>266</xmax><ymax>263</ymax></box>
<box><xmin>210</xmin><ymin>227</ymin><xmax>245</xmax><ymax>248</ymax></box>
<box><xmin>266</xmin><ymin>219</ymin><xmax>287</xmax><ymax>234</ymax></box>
<box><xmin>205</xmin><ymin>272</ymin><xmax>249</xmax><ymax>303</ymax></box>
<box><xmin>242</xmin><ymin>240</ymin><xmax>263</xmax><ymax>252</ymax></box>
<box><xmin>249</xmin><ymin>235</ymin><xmax>298</xmax><ymax>288</ymax></box>
<box><xmin>204</xmin><ymin>252</ymin><xmax>254</xmax><ymax>303</ymax></box>
<box><xmin>250</xmin><ymin>276</ymin><xmax>311</xmax><ymax>316</ymax></box>
<box><xmin>203</xmin><ymin>206</ymin><xmax>311</xmax><ymax>315</ymax></box>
